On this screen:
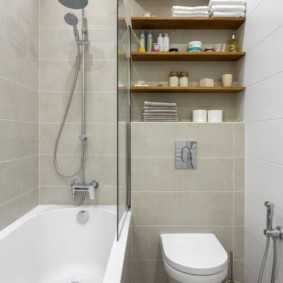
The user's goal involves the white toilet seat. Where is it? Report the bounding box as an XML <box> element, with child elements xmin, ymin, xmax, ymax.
<box><xmin>160</xmin><ymin>233</ymin><xmax>228</xmax><ymax>283</ymax></box>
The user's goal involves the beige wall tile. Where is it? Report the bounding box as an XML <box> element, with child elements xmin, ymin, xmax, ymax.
<box><xmin>0</xmin><ymin>33</ymin><xmax>38</xmax><ymax>90</ymax></box>
<box><xmin>132</xmin><ymin>122</ymin><xmax>234</xmax><ymax>158</ymax></box>
<box><xmin>0</xmin><ymin>77</ymin><xmax>38</xmax><ymax>122</ymax></box>
<box><xmin>132</xmin><ymin>192</ymin><xmax>233</xmax><ymax>226</ymax></box>
<box><xmin>234</xmin><ymin>192</ymin><xmax>245</xmax><ymax>225</ymax></box>
<box><xmin>40</xmin><ymin>0</ymin><xmax>116</xmax><ymax>29</ymax></box>
<box><xmin>13</xmin><ymin>0</ymin><xmax>39</xmax><ymax>26</ymax></box>
<box><xmin>131</xmin><ymin>225</ymin><xmax>233</xmax><ymax>261</ymax></box>
<box><xmin>131</xmin><ymin>260</ymin><xmax>168</xmax><ymax>283</ymax></box>
<box><xmin>132</xmin><ymin>157</ymin><xmax>233</xmax><ymax>191</ymax></box>
<box><xmin>233</xmin><ymin>260</ymin><xmax>244</xmax><ymax>283</ymax></box>
<box><xmin>40</xmin><ymin>123</ymin><xmax>116</xmax><ymax>155</ymax></box>
<box><xmin>235</xmin><ymin>158</ymin><xmax>245</xmax><ymax>191</ymax></box>
<box><xmin>234</xmin><ymin>123</ymin><xmax>245</xmax><ymax>157</ymax></box>
<box><xmin>40</xmin><ymin>61</ymin><xmax>116</xmax><ymax>92</ymax></box>
<box><xmin>40</xmin><ymin>186</ymin><xmax>116</xmax><ymax>205</ymax></box>
<box><xmin>0</xmin><ymin>157</ymin><xmax>38</xmax><ymax>205</ymax></box>
<box><xmin>0</xmin><ymin>121</ymin><xmax>38</xmax><ymax>162</ymax></box>
<box><xmin>0</xmin><ymin>1</ymin><xmax>38</xmax><ymax>57</ymax></box>
<box><xmin>40</xmin><ymin>28</ymin><xmax>116</xmax><ymax>61</ymax></box>
<box><xmin>40</xmin><ymin>91</ymin><xmax>116</xmax><ymax>124</ymax></box>
<box><xmin>40</xmin><ymin>155</ymin><xmax>116</xmax><ymax>187</ymax></box>
<box><xmin>0</xmin><ymin>188</ymin><xmax>38</xmax><ymax>231</ymax></box>
<box><xmin>234</xmin><ymin>226</ymin><xmax>245</xmax><ymax>260</ymax></box>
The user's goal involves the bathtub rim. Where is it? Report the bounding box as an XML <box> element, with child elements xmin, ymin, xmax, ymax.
<box><xmin>0</xmin><ymin>204</ymin><xmax>116</xmax><ymax>241</ymax></box>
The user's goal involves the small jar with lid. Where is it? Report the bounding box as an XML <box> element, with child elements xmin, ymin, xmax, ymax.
<box><xmin>179</xmin><ymin>71</ymin><xmax>189</xmax><ymax>87</ymax></box>
<box><xmin>169</xmin><ymin>71</ymin><xmax>179</xmax><ymax>86</ymax></box>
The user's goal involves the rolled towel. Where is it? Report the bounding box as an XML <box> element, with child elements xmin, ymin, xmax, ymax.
<box><xmin>211</xmin><ymin>11</ymin><xmax>245</xmax><ymax>17</ymax></box>
<box><xmin>211</xmin><ymin>5</ymin><xmax>246</xmax><ymax>12</ymax></box>
<box><xmin>172</xmin><ymin>6</ymin><xmax>210</xmax><ymax>12</ymax></box>
<box><xmin>172</xmin><ymin>11</ymin><xmax>209</xmax><ymax>17</ymax></box>
<box><xmin>209</xmin><ymin>0</ymin><xmax>246</xmax><ymax>7</ymax></box>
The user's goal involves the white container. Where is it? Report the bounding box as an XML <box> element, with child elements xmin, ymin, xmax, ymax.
<box><xmin>164</xmin><ymin>33</ymin><xmax>170</xmax><ymax>52</ymax></box>
<box><xmin>222</xmin><ymin>74</ymin><xmax>233</xmax><ymax>87</ymax></box>
<box><xmin>193</xmin><ymin>110</ymin><xmax>207</xmax><ymax>123</ymax></box>
<box><xmin>208</xmin><ymin>110</ymin><xmax>223</xmax><ymax>123</ymax></box>
<box><xmin>158</xmin><ymin>33</ymin><xmax>164</xmax><ymax>52</ymax></box>
<box><xmin>200</xmin><ymin>78</ymin><xmax>214</xmax><ymax>87</ymax></box>
<box><xmin>179</xmin><ymin>71</ymin><xmax>189</xmax><ymax>87</ymax></box>
<box><xmin>169</xmin><ymin>71</ymin><xmax>179</xmax><ymax>86</ymax></box>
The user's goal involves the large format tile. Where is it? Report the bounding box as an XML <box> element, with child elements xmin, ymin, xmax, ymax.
<box><xmin>0</xmin><ymin>33</ymin><xmax>38</xmax><ymax>90</ymax></box>
<box><xmin>40</xmin><ymin>155</ymin><xmax>116</xmax><ymax>187</ymax></box>
<box><xmin>0</xmin><ymin>77</ymin><xmax>38</xmax><ymax>122</ymax></box>
<box><xmin>40</xmin><ymin>123</ymin><xmax>116</xmax><ymax>155</ymax></box>
<box><xmin>40</xmin><ymin>28</ymin><xmax>116</xmax><ymax>61</ymax></box>
<box><xmin>40</xmin><ymin>60</ymin><xmax>116</xmax><ymax>92</ymax></box>
<box><xmin>132</xmin><ymin>157</ymin><xmax>233</xmax><ymax>191</ymax></box>
<box><xmin>0</xmin><ymin>156</ymin><xmax>39</xmax><ymax>205</ymax></box>
<box><xmin>0</xmin><ymin>121</ymin><xmax>38</xmax><ymax>162</ymax></box>
<box><xmin>132</xmin><ymin>123</ymin><xmax>234</xmax><ymax>158</ymax></box>
<box><xmin>40</xmin><ymin>91</ymin><xmax>116</xmax><ymax>124</ymax></box>
<box><xmin>132</xmin><ymin>192</ymin><xmax>233</xmax><ymax>226</ymax></box>
<box><xmin>0</xmin><ymin>188</ymin><xmax>38</xmax><ymax>231</ymax></box>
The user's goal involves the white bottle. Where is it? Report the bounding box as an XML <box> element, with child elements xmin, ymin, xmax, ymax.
<box><xmin>157</xmin><ymin>33</ymin><xmax>164</xmax><ymax>52</ymax></box>
<box><xmin>163</xmin><ymin>33</ymin><xmax>170</xmax><ymax>52</ymax></box>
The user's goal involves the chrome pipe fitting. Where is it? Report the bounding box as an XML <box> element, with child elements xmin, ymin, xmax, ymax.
<box><xmin>71</xmin><ymin>179</ymin><xmax>99</xmax><ymax>200</ymax></box>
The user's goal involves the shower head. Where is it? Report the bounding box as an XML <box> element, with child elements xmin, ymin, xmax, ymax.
<box><xmin>58</xmin><ymin>0</ymin><xmax>88</xmax><ymax>9</ymax></box>
<box><xmin>64</xmin><ymin>13</ymin><xmax>80</xmax><ymax>41</ymax></box>
<box><xmin>64</xmin><ymin>12</ymin><xmax>78</xmax><ymax>25</ymax></box>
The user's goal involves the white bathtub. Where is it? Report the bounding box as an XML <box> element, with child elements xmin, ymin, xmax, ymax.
<box><xmin>0</xmin><ymin>205</ymin><xmax>131</xmax><ymax>283</ymax></box>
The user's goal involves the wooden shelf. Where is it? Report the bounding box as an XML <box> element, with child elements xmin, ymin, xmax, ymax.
<box><xmin>131</xmin><ymin>86</ymin><xmax>245</xmax><ymax>93</ymax></box>
<box><xmin>131</xmin><ymin>51</ymin><xmax>245</xmax><ymax>61</ymax></box>
<box><xmin>131</xmin><ymin>17</ymin><xmax>245</xmax><ymax>30</ymax></box>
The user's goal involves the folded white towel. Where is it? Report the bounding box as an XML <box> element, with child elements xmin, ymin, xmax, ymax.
<box><xmin>211</xmin><ymin>5</ymin><xmax>246</xmax><ymax>12</ymax></box>
<box><xmin>209</xmin><ymin>0</ymin><xmax>246</xmax><ymax>7</ymax></box>
<box><xmin>173</xmin><ymin>13</ymin><xmax>210</xmax><ymax>18</ymax></box>
<box><xmin>172</xmin><ymin>11</ymin><xmax>210</xmax><ymax>17</ymax></box>
<box><xmin>144</xmin><ymin>101</ymin><xmax>177</xmax><ymax>107</ymax></box>
<box><xmin>172</xmin><ymin>6</ymin><xmax>210</xmax><ymax>12</ymax></box>
<box><xmin>211</xmin><ymin>11</ymin><xmax>245</xmax><ymax>17</ymax></box>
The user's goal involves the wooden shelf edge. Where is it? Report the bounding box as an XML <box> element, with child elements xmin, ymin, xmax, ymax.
<box><xmin>131</xmin><ymin>51</ymin><xmax>246</xmax><ymax>61</ymax></box>
<box><xmin>131</xmin><ymin>17</ymin><xmax>245</xmax><ymax>29</ymax></box>
<box><xmin>131</xmin><ymin>86</ymin><xmax>246</xmax><ymax>93</ymax></box>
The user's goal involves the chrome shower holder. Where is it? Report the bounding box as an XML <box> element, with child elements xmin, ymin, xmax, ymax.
<box><xmin>264</xmin><ymin>226</ymin><xmax>283</xmax><ymax>239</ymax></box>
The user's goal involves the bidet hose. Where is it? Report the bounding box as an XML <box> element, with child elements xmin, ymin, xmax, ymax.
<box><xmin>258</xmin><ymin>237</ymin><xmax>270</xmax><ymax>283</ymax></box>
<box><xmin>258</xmin><ymin>236</ymin><xmax>278</xmax><ymax>283</ymax></box>
<box><xmin>53</xmin><ymin>46</ymin><xmax>86</xmax><ymax>178</ymax></box>
<box><xmin>271</xmin><ymin>238</ymin><xmax>277</xmax><ymax>283</ymax></box>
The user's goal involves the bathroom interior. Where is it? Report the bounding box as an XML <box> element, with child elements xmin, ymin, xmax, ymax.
<box><xmin>0</xmin><ymin>0</ymin><xmax>282</xmax><ymax>282</ymax></box>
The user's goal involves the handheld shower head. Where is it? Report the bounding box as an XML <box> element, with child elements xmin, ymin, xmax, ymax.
<box><xmin>59</xmin><ymin>0</ymin><xmax>88</xmax><ymax>9</ymax></box>
<box><xmin>264</xmin><ymin>201</ymin><xmax>274</xmax><ymax>231</ymax></box>
<box><xmin>64</xmin><ymin>13</ymin><xmax>80</xmax><ymax>41</ymax></box>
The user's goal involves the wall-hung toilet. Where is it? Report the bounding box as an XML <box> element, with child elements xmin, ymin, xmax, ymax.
<box><xmin>160</xmin><ymin>233</ymin><xmax>228</xmax><ymax>283</ymax></box>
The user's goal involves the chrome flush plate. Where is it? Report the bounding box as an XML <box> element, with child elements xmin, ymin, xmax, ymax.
<box><xmin>175</xmin><ymin>141</ymin><xmax>197</xmax><ymax>169</ymax></box>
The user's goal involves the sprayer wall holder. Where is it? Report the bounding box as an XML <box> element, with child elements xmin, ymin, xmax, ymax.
<box><xmin>264</xmin><ymin>226</ymin><xmax>283</xmax><ymax>239</ymax></box>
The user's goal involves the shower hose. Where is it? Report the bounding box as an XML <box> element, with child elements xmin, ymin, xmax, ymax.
<box><xmin>53</xmin><ymin>46</ymin><xmax>87</xmax><ymax>204</ymax></box>
<box><xmin>258</xmin><ymin>237</ymin><xmax>277</xmax><ymax>283</ymax></box>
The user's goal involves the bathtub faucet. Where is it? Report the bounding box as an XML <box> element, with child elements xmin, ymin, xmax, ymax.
<box><xmin>71</xmin><ymin>179</ymin><xmax>99</xmax><ymax>200</ymax></box>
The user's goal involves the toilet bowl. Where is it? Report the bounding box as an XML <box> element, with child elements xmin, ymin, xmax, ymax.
<box><xmin>160</xmin><ymin>233</ymin><xmax>228</xmax><ymax>283</ymax></box>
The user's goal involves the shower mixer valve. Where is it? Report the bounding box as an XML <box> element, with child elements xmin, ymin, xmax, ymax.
<box><xmin>71</xmin><ymin>179</ymin><xmax>99</xmax><ymax>200</ymax></box>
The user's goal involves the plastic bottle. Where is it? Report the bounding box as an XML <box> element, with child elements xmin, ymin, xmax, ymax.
<box><xmin>163</xmin><ymin>33</ymin><xmax>170</xmax><ymax>52</ymax></box>
<box><xmin>147</xmin><ymin>31</ymin><xmax>153</xmax><ymax>52</ymax></box>
<box><xmin>157</xmin><ymin>33</ymin><xmax>164</xmax><ymax>52</ymax></box>
<box><xmin>228</xmin><ymin>34</ymin><xmax>240</xmax><ymax>52</ymax></box>
<box><xmin>139</xmin><ymin>31</ymin><xmax>145</xmax><ymax>52</ymax></box>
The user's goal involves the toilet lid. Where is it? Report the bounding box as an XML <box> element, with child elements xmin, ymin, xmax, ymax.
<box><xmin>160</xmin><ymin>233</ymin><xmax>228</xmax><ymax>276</ymax></box>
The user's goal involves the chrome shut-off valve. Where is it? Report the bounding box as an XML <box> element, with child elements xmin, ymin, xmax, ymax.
<box><xmin>71</xmin><ymin>179</ymin><xmax>99</xmax><ymax>200</ymax></box>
